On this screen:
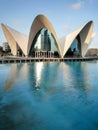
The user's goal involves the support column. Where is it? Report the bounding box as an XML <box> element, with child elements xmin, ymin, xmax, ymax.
<box><xmin>48</xmin><ymin>51</ymin><xmax>50</xmax><ymax>58</ymax></box>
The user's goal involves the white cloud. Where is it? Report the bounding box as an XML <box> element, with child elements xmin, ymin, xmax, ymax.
<box><xmin>70</xmin><ymin>0</ymin><xmax>84</xmax><ymax>10</ymax></box>
<box><xmin>69</xmin><ymin>0</ymin><xmax>95</xmax><ymax>10</ymax></box>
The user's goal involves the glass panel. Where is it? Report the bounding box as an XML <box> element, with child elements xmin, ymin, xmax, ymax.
<box><xmin>30</xmin><ymin>28</ymin><xmax>59</xmax><ymax>57</ymax></box>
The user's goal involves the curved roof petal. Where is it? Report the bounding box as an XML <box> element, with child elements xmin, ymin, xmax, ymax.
<box><xmin>63</xmin><ymin>21</ymin><xmax>94</xmax><ymax>57</ymax></box>
<box><xmin>1</xmin><ymin>24</ymin><xmax>17</xmax><ymax>55</ymax></box>
<box><xmin>28</xmin><ymin>14</ymin><xmax>62</xmax><ymax>57</ymax></box>
<box><xmin>1</xmin><ymin>24</ymin><xmax>28</xmax><ymax>56</ymax></box>
<box><xmin>80</xmin><ymin>21</ymin><xmax>94</xmax><ymax>57</ymax></box>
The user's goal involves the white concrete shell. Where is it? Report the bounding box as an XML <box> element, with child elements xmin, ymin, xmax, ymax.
<box><xmin>1</xmin><ymin>24</ymin><xmax>28</xmax><ymax>56</ymax></box>
<box><xmin>28</xmin><ymin>14</ymin><xmax>62</xmax><ymax>57</ymax></box>
<box><xmin>62</xmin><ymin>21</ymin><xmax>94</xmax><ymax>57</ymax></box>
<box><xmin>1</xmin><ymin>15</ymin><xmax>94</xmax><ymax>58</ymax></box>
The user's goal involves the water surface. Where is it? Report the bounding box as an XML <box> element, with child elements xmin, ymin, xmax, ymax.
<box><xmin>0</xmin><ymin>61</ymin><xmax>98</xmax><ymax>130</ymax></box>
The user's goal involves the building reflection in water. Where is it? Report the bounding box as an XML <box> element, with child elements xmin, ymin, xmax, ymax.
<box><xmin>4</xmin><ymin>63</ymin><xmax>29</xmax><ymax>92</ymax></box>
<box><xmin>4</xmin><ymin>61</ymin><xmax>91</xmax><ymax>94</ymax></box>
<box><xmin>4</xmin><ymin>64</ymin><xmax>21</xmax><ymax>92</ymax></box>
<box><xmin>34</xmin><ymin>62</ymin><xmax>44</xmax><ymax>88</ymax></box>
<box><xmin>65</xmin><ymin>62</ymin><xmax>90</xmax><ymax>91</ymax></box>
<box><xmin>4</xmin><ymin>62</ymin><xmax>60</xmax><ymax>93</ymax></box>
<box><xmin>4</xmin><ymin>62</ymin><xmax>86</xmax><ymax>91</ymax></box>
<box><xmin>4</xmin><ymin>62</ymin><xmax>45</xmax><ymax>92</ymax></box>
<box><xmin>58</xmin><ymin>62</ymin><xmax>72</xmax><ymax>86</ymax></box>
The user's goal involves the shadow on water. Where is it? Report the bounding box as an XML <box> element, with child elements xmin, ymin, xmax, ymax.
<box><xmin>0</xmin><ymin>62</ymin><xmax>98</xmax><ymax>130</ymax></box>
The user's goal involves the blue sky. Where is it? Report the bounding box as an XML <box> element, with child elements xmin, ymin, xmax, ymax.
<box><xmin>0</xmin><ymin>0</ymin><xmax>98</xmax><ymax>48</ymax></box>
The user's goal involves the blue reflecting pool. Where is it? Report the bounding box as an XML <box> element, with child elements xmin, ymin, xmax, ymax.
<box><xmin>0</xmin><ymin>61</ymin><xmax>98</xmax><ymax>130</ymax></box>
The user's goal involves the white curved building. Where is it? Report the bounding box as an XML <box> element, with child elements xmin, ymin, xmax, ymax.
<box><xmin>61</xmin><ymin>21</ymin><xmax>94</xmax><ymax>57</ymax></box>
<box><xmin>1</xmin><ymin>24</ymin><xmax>28</xmax><ymax>56</ymax></box>
<box><xmin>1</xmin><ymin>14</ymin><xmax>94</xmax><ymax>58</ymax></box>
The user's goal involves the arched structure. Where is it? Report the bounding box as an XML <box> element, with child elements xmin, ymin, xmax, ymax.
<box><xmin>62</xmin><ymin>21</ymin><xmax>94</xmax><ymax>57</ymax></box>
<box><xmin>1</xmin><ymin>14</ymin><xmax>94</xmax><ymax>58</ymax></box>
<box><xmin>1</xmin><ymin>24</ymin><xmax>28</xmax><ymax>56</ymax></box>
<box><xmin>28</xmin><ymin>14</ymin><xmax>62</xmax><ymax>57</ymax></box>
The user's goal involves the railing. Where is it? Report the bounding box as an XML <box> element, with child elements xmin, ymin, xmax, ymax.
<box><xmin>0</xmin><ymin>56</ymin><xmax>98</xmax><ymax>64</ymax></box>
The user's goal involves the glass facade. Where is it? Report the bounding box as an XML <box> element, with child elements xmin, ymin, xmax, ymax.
<box><xmin>30</xmin><ymin>28</ymin><xmax>59</xmax><ymax>57</ymax></box>
<box><xmin>65</xmin><ymin>35</ymin><xmax>81</xmax><ymax>57</ymax></box>
<box><xmin>71</xmin><ymin>39</ymin><xmax>79</xmax><ymax>52</ymax></box>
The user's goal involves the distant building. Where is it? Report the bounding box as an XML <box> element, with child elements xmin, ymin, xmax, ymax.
<box><xmin>2</xmin><ymin>42</ymin><xmax>10</xmax><ymax>52</ymax></box>
<box><xmin>86</xmin><ymin>48</ymin><xmax>98</xmax><ymax>56</ymax></box>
